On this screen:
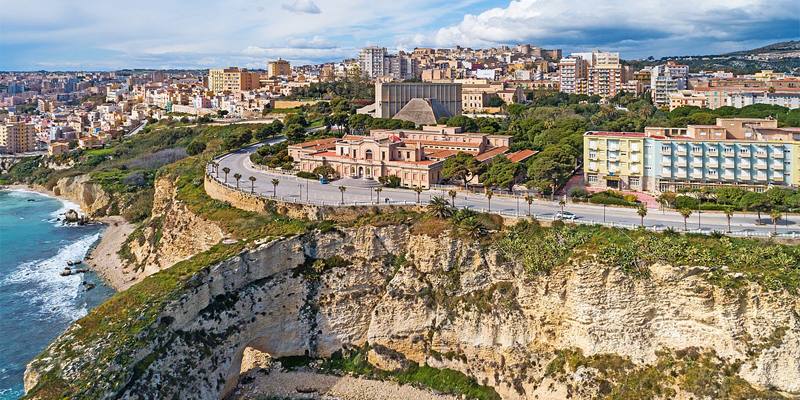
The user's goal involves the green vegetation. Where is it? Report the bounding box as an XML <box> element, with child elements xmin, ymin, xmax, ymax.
<box><xmin>544</xmin><ymin>347</ymin><xmax>788</xmax><ymax>399</ymax></box>
<box><xmin>249</xmin><ymin>142</ymin><xmax>294</xmax><ymax>170</ymax></box>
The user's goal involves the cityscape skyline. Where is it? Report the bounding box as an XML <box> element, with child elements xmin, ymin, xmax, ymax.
<box><xmin>2</xmin><ymin>0</ymin><xmax>798</xmax><ymax>71</ymax></box>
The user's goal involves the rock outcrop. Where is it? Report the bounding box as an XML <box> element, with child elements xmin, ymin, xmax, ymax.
<box><xmin>123</xmin><ymin>176</ymin><xmax>225</xmax><ymax>278</ymax></box>
<box><xmin>50</xmin><ymin>174</ymin><xmax>113</xmax><ymax>217</ymax></box>
<box><xmin>24</xmin><ymin>225</ymin><xmax>800</xmax><ymax>399</ymax></box>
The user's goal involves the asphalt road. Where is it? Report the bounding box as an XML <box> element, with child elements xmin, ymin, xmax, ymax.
<box><xmin>212</xmin><ymin>140</ymin><xmax>799</xmax><ymax>238</ymax></box>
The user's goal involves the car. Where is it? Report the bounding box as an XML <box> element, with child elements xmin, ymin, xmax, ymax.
<box><xmin>319</xmin><ymin>177</ymin><xmax>329</xmax><ymax>184</ymax></box>
<box><xmin>555</xmin><ymin>211</ymin><xmax>577</xmax><ymax>220</ymax></box>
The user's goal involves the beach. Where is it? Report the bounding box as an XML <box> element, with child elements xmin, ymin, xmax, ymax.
<box><xmin>3</xmin><ymin>184</ymin><xmax>136</xmax><ymax>291</ymax></box>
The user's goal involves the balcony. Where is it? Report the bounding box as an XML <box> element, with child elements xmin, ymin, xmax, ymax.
<box><xmin>691</xmin><ymin>171</ymin><xmax>704</xmax><ymax>179</ymax></box>
<box><xmin>661</xmin><ymin>168</ymin><xmax>672</xmax><ymax>177</ymax></box>
<box><xmin>755</xmin><ymin>173</ymin><xmax>767</xmax><ymax>182</ymax></box>
<box><xmin>724</xmin><ymin>161</ymin><xmax>736</xmax><ymax>168</ymax></box>
<box><xmin>675</xmin><ymin>158</ymin><xmax>688</xmax><ymax>167</ymax></box>
<box><xmin>707</xmin><ymin>148</ymin><xmax>718</xmax><ymax>156</ymax></box>
<box><xmin>772</xmin><ymin>175</ymin><xmax>785</xmax><ymax>182</ymax></box>
<box><xmin>756</xmin><ymin>162</ymin><xmax>768</xmax><ymax>169</ymax></box>
<box><xmin>691</xmin><ymin>160</ymin><xmax>703</xmax><ymax>168</ymax></box>
<box><xmin>661</xmin><ymin>158</ymin><xmax>672</xmax><ymax>166</ymax></box>
<box><xmin>707</xmin><ymin>160</ymin><xmax>719</xmax><ymax>168</ymax></box>
<box><xmin>661</xmin><ymin>147</ymin><xmax>672</xmax><ymax>155</ymax></box>
<box><xmin>691</xmin><ymin>148</ymin><xmax>703</xmax><ymax>156</ymax></box>
<box><xmin>756</xmin><ymin>151</ymin><xmax>767</xmax><ymax>158</ymax></box>
<box><xmin>740</xmin><ymin>160</ymin><xmax>751</xmax><ymax>169</ymax></box>
<box><xmin>773</xmin><ymin>150</ymin><xmax>785</xmax><ymax>159</ymax></box>
<box><xmin>723</xmin><ymin>172</ymin><xmax>736</xmax><ymax>181</ymax></box>
<box><xmin>773</xmin><ymin>163</ymin><xmax>784</xmax><ymax>171</ymax></box>
<box><xmin>676</xmin><ymin>148</ymin><xmax>688</xmax><ymax>156</ymax></box>
<box><xmin>739</xmin><ymin>172</ymin><xmax>751</xmax><ymax>180</ymax></box>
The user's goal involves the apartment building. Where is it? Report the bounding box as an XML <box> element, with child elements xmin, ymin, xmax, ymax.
<box><xmin>650</xmin><ymin>61</ymin><xmax>689</xmax><ymax>107</ymax></box>
<box><xmin>0</xmin><ymin>121</ymin><xmax>37</xmax><ymax>154</ymax></box>
<box><xmin>207</xmin><ymin>68</ymin><xmax>260</xmax><ymax>93</ymax></box>
<box><xmin>584</xmin><ymin>118</ymin><xmax>800</xmax><ymax>193</ymax></box>
<box><xmin>359</xmin><ymin>47</ymin><xmax>388</xmax><ymax>78</ymax></box>
<box><xmin>288</xmin><ymin>125</ymin><xmax>513</xmax><ymax>188</ymax></box>
<box><xmin>668</xmin><ymin>90</ymin><xmax>708</xmax><ymax>110</ymax></box>
<box><xmin>728</xmin><ymin>92</ymin><xmax>800</xmax><ymax>109</ymax></box>
<box><xmin>559</xmin><ymin>51</ymin><xmax>623</xmax><ymax>97</ymax></box>
<box><xmin>267</xmin><ymin>59</ymin><xmax>291</xmax><ymax>78</ymax></box>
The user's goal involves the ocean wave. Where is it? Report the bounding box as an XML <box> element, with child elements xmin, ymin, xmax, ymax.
<box><xmin>2</xmin><ymin>189</ymin><xmax>84</xmax><ymax>222</ymax></box>
<box><xmin>1</xmin><ymin>233</ymin><xmax>100</xmax><ymax>321</ymax></box>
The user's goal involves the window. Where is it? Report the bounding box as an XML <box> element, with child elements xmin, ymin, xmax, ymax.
<box><xmin>629</xmin><ymin>177</ymin><xmax>640</xmax><ymax>187</ymax></box>
<box><xmin>589</xmin><ymin>151</ymin><xmax>597</xmax><ymax>159</ymax></box>
<box><xmin>587</xmin><ymin>174</ymin><xmax>598</xmax><ymax>184</ymax></box>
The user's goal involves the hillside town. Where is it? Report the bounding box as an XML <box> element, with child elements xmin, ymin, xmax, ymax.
<box><xmin>2</xmin><ymin>44</ymin><xmax>799</xmax><ymax>197</ymax></box>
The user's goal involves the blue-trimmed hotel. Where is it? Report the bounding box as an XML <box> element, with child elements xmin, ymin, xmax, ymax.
<box><xmin>584</xmin><ymin>118</ymin><xmax>800</xmax><ymax>193</ymax></box>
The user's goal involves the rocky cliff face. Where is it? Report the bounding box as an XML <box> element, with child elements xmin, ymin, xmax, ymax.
<box><xmin>123</xmin><ymin>177</ymin><xmax>224</xmax><ymax>278</ymax></box>
<box><xmin>49</xmin><ymin>174</ymin><xmax>113</xmax><ymax>217</ymax></box>
<box><xmin>24</xmin><ymin>225</ymin><xmax>800</xmax><ymax>399</ymax></box>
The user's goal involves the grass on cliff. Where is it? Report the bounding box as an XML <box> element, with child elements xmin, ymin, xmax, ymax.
<box><xmin>287</xmin><ymin>346</ymin><xmax>501</xmax><ymax>400</ymax></box>
<box><xmin>543</xmin><ymin>347</ymin><xmax>787</xmax><ymax>399</ymax></box>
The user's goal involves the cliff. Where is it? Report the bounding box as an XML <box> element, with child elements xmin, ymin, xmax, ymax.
<box><xmin>23</xmin><ymin>224</ymin><xmax>800</xmax><ymax>400</ymax></box>
<box><xmin>49</xmin><ymin>174</ymin><xmax>114</xmax><ymax>217</ymax></box>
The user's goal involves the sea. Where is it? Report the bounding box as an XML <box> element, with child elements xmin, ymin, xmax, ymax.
<box><xmin>0</xmin><ymin>189</ymin><xmax>114</xmax><ymax>399</ymax></box>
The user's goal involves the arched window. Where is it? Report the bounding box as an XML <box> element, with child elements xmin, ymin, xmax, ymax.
<box><xmin>365</xmin><ymin>149</ymin><xmax>373</xmax><ymax>160</ymax></box>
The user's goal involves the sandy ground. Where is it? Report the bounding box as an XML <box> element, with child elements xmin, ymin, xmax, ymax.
<box><xmin>230</xmin><ymin>349</ymin><xmax>458</xmax><ymax>400</ymax></box>
<box><xmin>84</xmin><ymin>215</ymin><xmax>138</xmax><ymax>291</ymax></box>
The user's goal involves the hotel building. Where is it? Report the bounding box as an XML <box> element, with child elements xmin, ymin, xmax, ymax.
<box><xmin>207</xmin><ymin>68</ymin><xmax>261</xmax><ymax>93</ymax></box>
<box><xmin>288</xmin><ymin>125</ymin><xmax>532</xmax><ymax>188</ymax></box>
<box><xmin>0</xmin><ymin>121</ymin><xmax>36</xmax><ymax>154</ymax></box>
<box><xmin>584</xmin><ymin>118</ymin><xmax>800</xmax><ymax>193</ymax></box>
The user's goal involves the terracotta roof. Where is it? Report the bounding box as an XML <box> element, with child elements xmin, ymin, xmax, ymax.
<box><xmin>295</xmin><ymin>137</ymin><xmax>337</xmax><ymax>150</ymax></box>
<box><xmin>475</xmin><ymin>146</ymin><xmax>509</xmax><ymax>162</ymax></box>
<box><xmin>506</xmin><ymin>149</ymin><xmax>537</xmax><ymax>163</ymax></box>
<box><xmin>424</xmin><ymin>149</ymin><xmax>459</xmax><ymax>159</ymax></box>
<box><xmin>585</xmin><ymin>131</ymin><xmax>646</xmax><ymax>137</ymax></box>
<box><xmin>406</xmin><ymin>139</ymin><xmax>483</xmax><ymax>148</ymax></box>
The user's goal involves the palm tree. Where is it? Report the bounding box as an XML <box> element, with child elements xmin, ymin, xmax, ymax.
<box><xmin>271</xmin><ymin>178</ymin><xmax>280</xmax><ymax>198</ymax></box>
<box><xmin>448</xmin><ymin>189</ymin><xmax>457</xmax><ymax>207</ymax></box>
<box><xmin>338</xmin><ymin>185</ymin><xmax>346</xmax><ymax>205</ymax></box>
<box><xmin>233</xmin><ymin>173</ymin><xmax>242</xmax><ymax>189</ymax></box>
<box><xmin>486</xmin><ymin>190</ymin><xmax>494</xmax><ymax>212</ymax></box>
<box><xmin>222</xmin><ymin>167</ymin><xmax>230</xmax><ymax>183</ymax></box>
<box><xmin>770</xmin><ymin>210</ymin><xmax>782</xmax><ymax>234</ymax></box>
<box><xmin>559</xmin><ymin>200</ymin><xmax>566</xmax><ymax>214</ymax></box>
<box><xmin>679</xmin><ymin>208</ymin><xmax>692</xmax><ymax>231</ymax></box>
<box><xmin>524</xmin><ymin>194</ymin><xmax>534</xmax><ymax>216</ymax></box>
<box><xmin>375</xmin><ymin>187</ymin><xmax>383</xmax><ymax>204</ymax></box>
<box><xmin>724</xmin><ymin>207</ymin><xmax>734</xmax><ymax>233</ymax></box>
<box><xmin>248</xmin><ymin>176</ymin><xmax>256</xmax><ymax>193</ymax></box>
<box><xmin>413</xmin><ymin>186</ymin><xmax>423</xmax><ymax>204</ymax></box>
<box><xmin>637</xmin><ymin>204</ymin><xmax>648</xmax><ymax>227</ymax></box>
<box><xmin>427</xmin><ymin>196</ymin><xmax>452</xmax><ymax>218</ymax></box>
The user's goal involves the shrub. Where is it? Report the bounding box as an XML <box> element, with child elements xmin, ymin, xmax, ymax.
<box><xmin>186</xmin><ymin>140</ymin><xmax>206</xmax><ymax>156</ymax></box>
<box><xmin>379</xmin><ymin>175</ymin><xmax>401</xmax><ymax>188</ymax></box>
<box><xmin>296</xmin><ymin>171</ymin><xmax>317</xmax><ymax>180</ymax></box>
<box><xmin>674</xmin><ymin>195</ymin><xmax>699</xmax><ymax>210</ymax></box>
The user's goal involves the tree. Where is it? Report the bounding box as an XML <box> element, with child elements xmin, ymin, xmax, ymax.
<box><xmin>313</xmin><ymin>164</ymin><xmax>336</xmax><ymax>179</ymax></box>
<box><xmin>480</xmin><ymin>156</ymin><xmax>520</xmax><ymax>191</ymax></box>
<box><xmin>657</xmin><ymin>192</ymin><xmax>677</xmax><ymax>210</ymax></box>
<box><xmin>222</xmin><ymin>167</ymin><xmax>230</xmax><ymax>183</ymax></box>
<box><xmin>724</xmin><ymin>207</ymin><xmax>734</xmax><ymax>233</ymax></box>
<box><xmin>770</xmin><ymin>210</ymin><xmax>782</xmax><ymax>234</ymax></box>
<box><xmin>486</xmin><ymin>190</ymin><xmax>494</xmax><ymax>212</ymax></box>
<box><xmin>679</xmin><ymin>208</ymin><xmax>692</xmax><ymax>231</ymax></box>
<box><xmin>233</xmin><ymin>173</ymin><xmax>242</xmax><ymax>188</ymax></box>
<box><xmin>444</xmin><ymin>115</ymin><xmax>478</xmax><ymax>132</ymax></box>
<box><xmin>441</xmin><ymin>152</ymin><xmax>484</xmax><ymax>189</ymax></box>
<box><xmin>637</xmin><ymin>204</ymin><xmax>648</xmax><ymax>227</ymax></box>
<box><xmin>448</xmin><ymin>190</ymin><xmax>457</xmax><ymax>207</ymax></box>
<box><xmin>527</xmin><ymin>145</ymin><xmax>575</xmax><ymax>200</ymax></box>
<box><xmin>379</xmin><ymin>175</ymin><xmax>401</xmax><ymax>188</ymax></box>
<box><xmin>739</xmin><ymin>191</ymin><xmax>770</xmax><ymax>224</ymax></box>
<box><xmin>271</xmin><ymin>178</ymin><xmax>280</xmax><ymax>198</ymax></box>
<box><xmin>249</xmin><ymin>176</ymin><xmax>256</xmax><ymax>193</ymax></box>
<box><xmin>338</xmin><ymin>185</ymin><xmax>346</xmax><ymax>205</ymax></box>
<box><xmin>525</xmin><ymin>194</ymin><xmax>534</xmax><ymax>216</ymax></box>
<box><xmin>413</xmin><ymin>186</ymin><xmax>423</xmax><ymax>204</ymax></box>
<box><xmin>427</xmin><ymin>196</ymin><xmax>453</xmax><ymax>218</ymax></box>
<box><xmin>187</xmin><ymin>140</ymin><xmax>206</xmax><ymax>155</ymax></box>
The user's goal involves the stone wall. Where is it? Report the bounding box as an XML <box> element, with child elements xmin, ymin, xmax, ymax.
<box><xmin>204</xmin><ymin>174</ymin><xmax>424</xmax><ymax>222</ymax></box>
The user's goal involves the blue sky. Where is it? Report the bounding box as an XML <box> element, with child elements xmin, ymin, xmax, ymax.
<box><xmin>0</xmin><ymin>0</ymin><xmax>798</xmax><ymax>71</ymax></box>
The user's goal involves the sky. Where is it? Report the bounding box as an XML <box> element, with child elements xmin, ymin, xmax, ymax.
<box><xmin>0</xmin><ymin>0</ymin><xmax>798</xmax><ymax>71</ymax></box>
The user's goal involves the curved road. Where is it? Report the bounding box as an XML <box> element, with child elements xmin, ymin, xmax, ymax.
<box><xmin>212</xmin><ymin>140</ymin><xmax>799</xmax><ymax>238</ymax></box>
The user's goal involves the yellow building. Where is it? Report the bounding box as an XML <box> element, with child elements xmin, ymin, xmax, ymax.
<box><xmin>668</xmin><ymin>90</ymin><xmax>708</xmax><ymax>110</ymax></box>
<box><xmin>207</xmin><ymin>67</ymin><xmax>261</xmax><ymax>93</ymax></box>
<box><xmin>584</xmin><ymin>131</ymin><xmax>646</xmax><ymax>191</ymax></box>
<box><xmin>267</xmin><ymin>59</ymin><xmax>291</xmax><ymax>78</ymax></box>
<box><xmin>0</xmin><ymin>122</ymin><xmax>36</xmax><ymax>154</ymax></box>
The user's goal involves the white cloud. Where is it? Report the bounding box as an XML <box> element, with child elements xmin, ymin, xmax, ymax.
<box><xmin>428</xmin><ymin>0</ymin><xmax>799</xmax><ymax>56</ymax></box>
<box><xmin>281</xmin><ymin>0</ymin><xmax>321</xmax><ymax>14</ymax></box>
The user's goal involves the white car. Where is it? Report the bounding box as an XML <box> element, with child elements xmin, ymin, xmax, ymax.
<box><xmin>555</xmin><ymin>211</ymin><xmax>577</xmax><ymax>220</ymax></box>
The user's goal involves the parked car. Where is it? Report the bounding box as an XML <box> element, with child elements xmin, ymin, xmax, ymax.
<box><xmin>319</xmin><ymin>177</ymin><xmax>329</xmax><ymax>184</ymax></box>
<box><xmin>555</xmin><ymin>211</ymin><xmax>577</xmax><ymax>220</ymax></box>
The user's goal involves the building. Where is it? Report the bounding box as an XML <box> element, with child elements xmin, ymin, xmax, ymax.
<box><xmin>559</xmin><ymin>51</ymin><xmax>623</xmax><ymax>97</ymax></box>
<box><xmin>267</xmin><ymin>59</ymin><xmax>291</xmax><ymax>78</ymax></box>
<box><xmin>584</xmin><ymin>118</ymin><xmax>800</xmax><ymax>193</ymax></box>
<box><xmin>207</xmin><ymin>68</ymin><xmax>260</xmax><ymax>93</ymax></box>
<box><xmin>0</xmin><ymin>121</ymin><xmax>36</xmax><ymax>154</ymax></box>
<box><xmin>48</xmin><ymin>141</ymin><xmax>70</xmax><ymax>156</ymax></box>
<box><xmin>728</xmin><ymin>92</ymin><xmax>800</xmax><ymax>109</ymax></box>
<box><xmin>650</xmin><ymin>62</ymin><xmax>689</xmax><ymax>107</ymax></box>
<box><xmin>359</xmin><ymin>47</ymin><xmax>388</xmax><ymax>79</ymax></box>
<box><xmin>288</xmin><ymin>125</ymin><xmax>512</xmax><ymax>188</ymax></box>
<box><xmin>669</xmin><ymin>90</ymin><xmax>708</xmax><ymax>110</ymax></box>
<box><xmin>374</xmin><ymin>82</ymin><xmax>462</xmax><ymax>119</ymax></box>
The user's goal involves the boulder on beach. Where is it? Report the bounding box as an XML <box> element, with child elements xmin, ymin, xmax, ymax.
<box><xmin>63</xmin><ymin>209</ymin><xmax>80</xmax><ymax>223</ymax></box>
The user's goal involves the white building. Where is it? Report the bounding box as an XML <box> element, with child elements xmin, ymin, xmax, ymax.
<box><xmin>728</xmin><ymin>92</ymin><xmax>800</xmax><ymax>109</ymax></box>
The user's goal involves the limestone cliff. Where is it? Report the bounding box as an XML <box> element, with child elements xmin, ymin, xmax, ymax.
<box><xmin>49</xmin><ymin>174</ymin><xmax>113</xmax><ymax>217</ymax></box>
<box><xmin>23</xmin><ymin>225</ymin><xmax>800</xmax><ymax>400</ymax></box>
<box><xmin>122</xmin><ymin>176</ymin><xmax>224</xmax><ymax>278</ymax></box>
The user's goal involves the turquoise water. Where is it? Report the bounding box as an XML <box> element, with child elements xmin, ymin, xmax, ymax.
<box><xmin>0</xmin><ymin>190</ymin><xmax>114</xmax><ymax>399</ymax></box>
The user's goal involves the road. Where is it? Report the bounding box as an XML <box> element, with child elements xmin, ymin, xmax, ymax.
<box><xmin>212</xmin><ymin>140</ymin><xmax>799</xmax><ymax>238</ymax></box>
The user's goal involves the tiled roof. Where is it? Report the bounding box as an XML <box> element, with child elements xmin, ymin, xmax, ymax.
<box><xmin>475</xmin><ymin>146</ymin><xmax>509</xmax><ymax>162</ymax></box>
<box><xmin>584</xmin><ymin>131</ymin><xmax>645</xmax><ymax>137</ymax></box>
<box><xmin>506</xmin><ymin>149</ymin><xmax>537</xmax><ymax>163</ymax></box>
